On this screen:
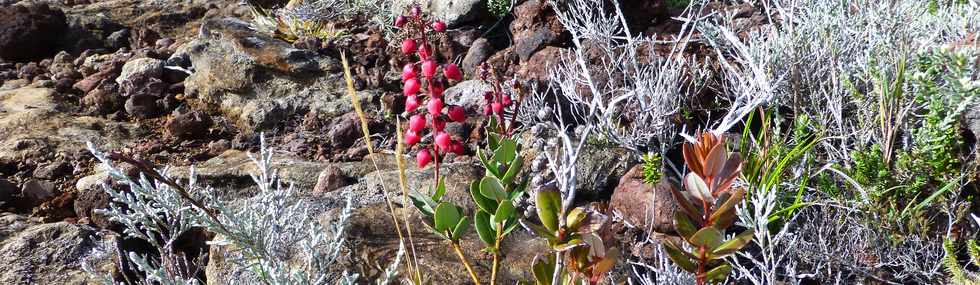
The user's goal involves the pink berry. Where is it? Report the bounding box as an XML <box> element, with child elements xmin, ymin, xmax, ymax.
<box><xmin>433</xmin><ymin>118</ymin><xmax>446</xmax><ymax>131</ymax></box>
<box><xmin>409</xmin><ymin>114</ymin><xmax>426</xmax><ymax>132</ymax></box>
<box><xmin>405</xmin><ymin>95</ymin><xmax>420</xmax><ymax>112</ymax></box>
<box><xmin>431</xmin><ymin>21</ymin><xmax>446</xmax><ymax>32</ymax></box>
<box><xmin>447</xmin><ymin>106</ymin><xmax>466</xmax><ymax>122</ymax></box>
<box><xmin>421</xmin><ymin>60</ymin><xmax>437</xmax><ymax>78</ymax></box>
<box><xmin>435</xmin><ymin>132</ymin><xmax>451</xmax><ymax>150</ymax></box>
<box><xmin>403</xmin><ymin>78</ymin><xmax>421</xmax><ymax>96</ymax></box>
<box><xmin>502</xmin><ymin>94</ymin><xmax>512</xmax><ymax>106</ymax></box>
<box><xmin>401</xmin><ymin>39</ymin><xmax>417</xmax><ymax>55</ymax></box>
<box><xmin>427</xmin><ymin>98</ymin><xmax>443</xmax><ymax>116</ymax></box>
<box><xmin>401</xmin><ymin>63</ymin><xmax>416</xmax><ymax>81</ymax></box>
<box><xmin>404</xmin><ymin>129</ymin><xmax>420</xmax><ymax>145</ymax></box>
<box><xmin>431</xmin><ymin>83</ymin><xmax>445</xmax><ymax>98</ymax></box>
<box><xmin>394</xmin><ymin>16</ymin><xmax>407</xmax><ymax>28</ymax></box>
<box><xmin>443</xmin><ymin>64</ymin><xmax>462</xmax><ymax>81</ymax></box>
<box><xmin>492</xmin><ymin>102</ymin><xmax>503</xmax><ymax>114</ymax></box>
<box><xmin>416</xmin><ymin>150</ymin><xmax>432</xmax><ymax>168</ymax></box>
<box><xmin>418</xmin><ymin>43</ymin><xmax>432</xmax><ymax>59</ymax></box>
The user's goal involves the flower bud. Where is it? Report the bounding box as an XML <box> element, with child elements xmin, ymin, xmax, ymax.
<box><xmin>431</xmin><ymin>21</ymin><xmax>446</xmax><ymax>32</ymax></box>
<box><xmin>492</xmin><ymin>102</ymin><xmax>503</xmax><ymax>114</ymax></box>
<box><xmin>416</xmin><ymin>149</ymin><xmax>432</xmax><ymax>168</ymax></box>
<box><xmin>403</xmin><ymin>78</ymin><xmax>421</xmax><ymax>96</ymax></box>
<box><xmin>427</xmin><ymin>97</ymin><xmax>444</xmax><ymax>116</ymax></box>
<box><xmin>394</xmin><ymin>16</ymin><xmax>407</xmax><ymax>28</ymax></box>
<box><xmin>404</xmin><ymin>129</ymin><xmax>420</xmax><ymax>145</ymax></box>
<box><xmin>435</xmin><ymin>132</ymin><xmax>452</xmax><ymax>150</ymax></box>
<box><xmin>421</xmin><ymin>60</ymin><xmax>437</xmax><ymax>78</ymax></box>
<box><xmin>401</xmin><ymin>63</ymin><xmax>416</xmax><ymax>81</ymax></box>
<box><xmin>409</xmin><ymin>114</ymin><xmax>426</xmax><ymax>132</ymax></box>
<box><xmin>401</xmin><ymin>38</ymin><xmax>417</xmax><ymax>55</ymax></box>
<box><xmin>443</xmin><ymin>63</ymin><xmax>462</xmax><ymax>81</ymax></box>
<box><xmin>405</xmin><ymin>95</ymin><xmax>420</xmax><ymax>112</ymax></box>
<box><xmin>451</xmin><ymin>142</ymin><xmax>464</xmax><ymax>155</ymax></box>
<box><xmin>418</xmin><ymin>43</ymin><xmax>432</xmax><ymax>59</ymax></box>
<box><xmin>447</xmin><ymin>106</ymin><xmax>466</xmax><ymax>122</ymax></box>
<box><xmin>502</xmin><ymin>94</ymin><xmax>512</xmax><ymax>106</ymax></box>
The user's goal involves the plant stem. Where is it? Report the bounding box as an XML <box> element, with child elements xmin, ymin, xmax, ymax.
<box><xmin>491</xmin><ymin>225</ymin><xmax>504</xmax><ymax>285</ymax></box>
<box><xmin>451</xmin><ymin>241</ymin><xmax>481</xmax><ymax>285</ymax></box>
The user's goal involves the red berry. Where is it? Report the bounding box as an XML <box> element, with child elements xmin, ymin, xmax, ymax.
<box><xmin>492</xmin><ymin>102</ymin><xmax>503</xmax><ymax>114</ymax></box>
<box><xmin>404</xmin><ymin>129</ymin><xmax>420</xmax><ymax>145</ymax></box>
<box><xmin>409</xmin><ymin>114</ymin><xmax>426</xmax><ymax>132</ymax></box>
<box><xmin>431</xmin><ymin>82</ymin><xmax>445</xmax><ymax>98</ymax></box>
<box><xmin>435</xmin><ymin>132</ymin><xmax>451</xmax><ymax>150</ymax></box>
<box><xmin>394</xmin><ymin>16</ymin><xmax>407</xmax><ymax>28</ymax></box>
<box><xmin>416</xmin><ymin>150</ymin><xmax>432</xmax><ymax>168</ymax></box>
<box><xmin>502</xmin><ymin>94</ymin><xmax>512</xmax><ymax>106</ymax></box>
<box><xmin>443</xmin><ymin>64</ymin><xmax>462</xmax><ymax>81</ymax></box>
<box><xmin>405</xmin><ymin>95</ymin><xmax>420</xmax><ymax>112</ymax></box>
<box><xmin>401</xmin><ymin>39</ymin><xmax>417</xmax><ymax>55</ymax></box>
<box><xmin>418</xmin><ymin>43</ymin><xmax>432</xmax><ymax>59</ymax></box>
<box><xmin>403</xmin><ymin>78</ymin><xmax>421</xmax><ymax>96</ymax></box>
<box><xmin>447</xmin><ymin>106</ymin><xmax>466</xmax><ymax>122</ymax></box>
<box><xmin>451</xmin><ymin>142</ymin><xmax>464</xmax><ymax>155</ymax></box>
<box><xmin>401</xmin><ymin>63</ymin><xmax>416</xmax><ymax>81</ymax></box>
<box><xmin>421</xmin><ymin>60</ymin><xmax>437</xmax><ymax>78</ymax></box>
<box><xmin>433</xmin><ymin>118</ymin><xmax>446</xmax><ymax>131</ymax></box>
<box><xmin>431</xmin><ymin>21</ymin><xmax>446</xmax><ymax>32</ymax></box>
<box><xmin>427</xmin><ymin>98</ymin><xmax>444</xmax><ymax>116</ymax></box>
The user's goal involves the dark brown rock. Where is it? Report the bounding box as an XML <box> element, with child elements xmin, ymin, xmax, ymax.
<box><xmin>165</xmin><ymin>110</ymin><xmax>213</xmax><ymax>140</ymax></box>
<box><xmin>0</xmin><ymin>178</ymin><xmax>15</xmax><ymax>207</ymax></box>
<box><xmin>510</xmin><ymin>0</ymin><xmax>568</xmax><ymax>61</ymax></box>
<box><xmin>461</xmin><ymin>38</ymin><xmax>495</xmax><ymax>75</ymax></box>
<box><xmin>124</xmin><ymin>93</ymin><xmax>160</xmax><ymax>118</ymax></box>
<box><xmin>0</xmin><ymin>3</ymin><xmax>68</xmax><ymax>61</ymax></box>
<box><xmin>32</xmin><ymin>161</ymin><xmax>72</xmax><ymax>180</ymax></box>
<box><xmin>329</xmin><ymin>112</ymin><xmax>363</xmax><ymax>148</ymax></box>
<box><xmin>21</xmin><ymin>179</ymin><xmax>56</xmax><ymax>207</ymax></box>
<box><xmin>74</xmin><ymin>186</ymin><xmax>112</xmax><ymax>228</ymax></box>
<box><xmin>312</xmin><ymin>166</ymin><xmax>353</xmax><ymax>194</ymax></box>
<box><xmin>609</xmin><ymin>165</ymin><xmax>679</xmax><ymax>234</ymax></box>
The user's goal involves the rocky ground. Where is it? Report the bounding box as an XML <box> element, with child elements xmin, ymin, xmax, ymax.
<box><xmin>0</xmin><ymin>0</ymin><xmax>792</xmax><ymax>284</ymax></box>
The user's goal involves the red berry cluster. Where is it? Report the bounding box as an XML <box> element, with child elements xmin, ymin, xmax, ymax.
<box><xmin>478</xmin><ymin>64</ymin><xmax>521</xmax><ymax>136</ymax></box>
<box><xmin>395</xmin><ymin>6</ymin><xmax>466</xmax><ymax>168</ymax></box>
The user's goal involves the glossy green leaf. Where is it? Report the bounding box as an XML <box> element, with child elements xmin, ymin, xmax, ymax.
<box><xmin>673</xmin><ymin>211</ymin><xmax>698</xmax><ymax>239</ymax></box>
<box><xmin>711</xmin><ymin>208</ymin><xmax>736</xmax><ymax>230</ymax></box>
<box><xmin>478</xmin><ymin>149</ymin><xmax>501</xmax><ymax>177</ymax></box>
<box><xmin>526</xmin><ymin>221</ymin><xmax>556</xmax><ymax>240</ymax></box>
<box><xmin>434</xmin><ymin>202</ymin><xmax>460</xmax><ymax>232</ymax></box>
<box><xmin>663</xmin><ymin>241</ymin><xmax>698</xmax><ymax>272</ymax></box>
<box><xmin>474</xmin><ymin>211</ymin><xmax>495</xmax><ymax>245</ymax></box>
<box><xmin>451</xmin><ymin>215</ymin><xmax>470</xmax><ymax>241</ymax></box>
<box><xmin>532</xmin><ymin>255</ymin><xmax>555</xmax><ymax>285</ymax></box>
<box><xmin>488</xmin><ymin>131</ymin><xmax>501</xmax><ymax>151</ymax></box>
<box><xmin>704</xmin><ymin>263</ymin><xmax>732</xmax><ymax>281</ymax></box>
<box><xmin>480</xmin><ymin>176</ymin><xmax>508</xmax><ymax>201</ymax></box>
<box><xmin>710</xmin><ymin>188</ymin><xmax>744</xmax><ymax>223</ymax></box>
<box><xmin>501</xmin><ymin>218</ymin><xmax>520</xmax><ymax>237</ymax></box>
<box><xmin>712</xmin><ymin>230</ymin><xmax>754</xmax><ymax>257</ymax></box>
<box><xmin>494</xmin><ymin>139</ymin><xmax>518</xmax><ymax>163</ymax></box>
<box><xmin>536</xmin><ymin>188</ymin><xmax>561</xmax><ymax>232</ymax></box>
<box><xmin>566</xmin><ymin>207</ymin><xmax>588</xmax><ymax>230</ymax></box>
<box><xmin>690</xmin><ymin>227</ymin><xmax>723</xmax><ymax>249</ymax></box>
<box><xmin>494</xmin><ymin>199</ymin><xmax>515</xmax><ymax>224</ymax></box>
<box><xmin>470</xmin><ymin>181</ymin><xmax>498</xmax><ymax>213</ymax></box>
<box><xmin>501</xmin><ymin>155</ymin><xmax>523</xmax><ymax>185</ymax></box>
<box><xmin>552</xmin><ymin>237</ymin><xmax>584</xmax><ymax>251</ymax></box>
<box><xmin>432</xmin><ymin>177</ymin><xmax>446</xmax><ymax>201</ymax></box>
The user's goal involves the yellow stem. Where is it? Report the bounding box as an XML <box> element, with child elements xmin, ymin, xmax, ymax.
<box><xmin>491</xmin><ymin>229</ymin><xmax>503</xmax><ymax>285</ymax></box>
<box><xmin>451</xmin><ymin>241</ymin><xmax>482</xmax><ymax>285</ymax></box>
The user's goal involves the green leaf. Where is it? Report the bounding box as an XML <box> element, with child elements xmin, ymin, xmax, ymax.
<box><xmin>553</xmin><ymin>237</ymin><xmax>584</xmax><ymax>251</ymax></box>
<box><xmin>704</xmin><ymin>263</ymin><xmax>732</xmax><ymax>281</ymax></box>
<box><xmin>474</xmin><ymin>211</ymin><xmax>496</xmax><ymax>245</ymax></box>
<box><xmin>663</xmin><ymin>241</ymin><xmax>698</xmax><ymax>273</ymax></box>
<box><xmin>526</xmin><ymin>221</ymin><xmax>556</xmax><ymax>240</ymax></box>
<box><xmin>432</xmin><ymin>177</ymin><xmax>446</xmax><ymax>201</ymax></box>
<box><xmin>690</xmin><ymin>227</ymin><xmax>723</xmax><ymax>249</ymax></box>
<box><xmin>536</xmin><ymin>188</ymin><xmax>561</xmax><ymax>232</ymax></box>
<box><xmin>501</xmin><ymin>218</ymin><xmax>520</xmax><ymax>237</ymax></box>
<box><xmin>566</xmin><ymin>207</ymin><xmax>588</xmax><ymax>230</ymax></box>
<box><xmin>673</xmin><ymin>211</ymin><xmax>698</xmax><ymax>239</ymax></box>
<box><xmin>685</xmin><ymin>172</ymin><xmax>712</xmax><ymax>203</ymax></box>
<box><xmin>494</xmin><ymin>199</ymin><xmax>515</xmax><ymax>224</ymax></box>
<box><xmin>480</xmin><ymin>176</ymin><xmax>508</xmax><ymax>201</ymax></box>
<box><xmin>711</xmin><ymin>208</ymin><xmax>736</xmax><ymax>230</ymax></box>
<box><xmin>494</xmin><ymin>139</ymin><xmax>518</xmax><ymax>163</ymax></box>
<box><xmin>532</xmin><ymin>255</ymin><xmax>555</xmax><ymax>285</ymax></box>
<box><xmin>434</xmin><ymin>202</ymin><xmax>460</xmax><ymax>232</ymax></box>
<box><xmin>488</xmin><ymin>131</ymin><xmax>501</xmax><ymax>150</ymax></box>
<box><xmin>478</xmin><ymin>149</ymin><xmax>501</xmax><ymax>177</ymax></box>
<box><xmin>451</xmin><ymin>215</ymin><xmax>470</xmax><ymax>241</ymax></box>
<box><xmin>470</xmin><ymin>181</ymin><xmax>498</xmax><ymax>213</ymax></box>
<box><xmin>710</xmin><ymin>188</ymin><xmax>744</xmax><ymax>223</ymax></box>
<box><xmin>409</xmin><ymin>192</ymin><xmax>436</xmax><ymax>217</ymax></box>
<box><xmin>501</xmin><ymin>155</ymin><xmax>523</xmax><ymax>185</ymax></box>
<box><xmin>712</xmin><ymin>230</ymin><xmax>754</xmax><ymax>257</ymax></box>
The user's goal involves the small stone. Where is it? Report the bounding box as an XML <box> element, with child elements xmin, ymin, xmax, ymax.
<box><xmin>608</xmin><ymin>165</ymin><xmax>679</xmax><ymax>234</ymax></box>
<box><xmin>164</xmin><ymin>110</ymin><xmax>213</xmax><ymax>140</ymax></box>
<box><xmin>32</xmin><ymin>161</ymin><xmax>71</xmax><ymax>180</ymax></box>
<box><xmin>0</xmin><ymin>178</ymin><xmax>16</xmax><ymax>206</ymax></box>
<box><xmin>329</xmin><ymin>112</ymin><xmax>364</xmax><ymax>149</ymax></box>
<box><xmin>124</xmin><ymin>94</ymin><xmax>160</xmax><ymax>118</ymax></box>
<box><xmin>21</xmin><ymin>179</ymin><xmax>55</xmax><ymax>207</ymax></box>
<box><xmin>462</xmin><ymin>38</ymin><xmax>495</xmax><ymax>75</ymax></box>
<box><xmin>312</xmin><ymin>166</ymin><xmax>353</xmax><ymax>194</ymax></box>
<box><xmin>105</xmin><ymin>29</ymin><xmax>130</xmax><ymax>50</ymax></box>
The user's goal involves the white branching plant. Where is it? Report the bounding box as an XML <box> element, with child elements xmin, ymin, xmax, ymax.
<box><xmin>83</xmin><ymin>135</ymin><xmax>392</xmax><ymax>284</ymax></box>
